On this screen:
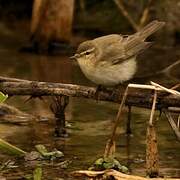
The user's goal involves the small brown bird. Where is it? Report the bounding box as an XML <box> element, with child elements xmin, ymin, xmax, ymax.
<box><xmin>71</xmin><ymin>20</ymin><xmax>165</xmax><ymax>87</ymax></box>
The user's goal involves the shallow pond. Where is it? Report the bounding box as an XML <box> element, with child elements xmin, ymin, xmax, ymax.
<box><xmin>0</xmin><ymin>22</ymin><xmax>179</xmax><ymax>179</ymax></box>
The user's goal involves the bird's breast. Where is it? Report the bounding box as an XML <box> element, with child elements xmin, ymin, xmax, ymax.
<box><xmin>78</xmin><ymin>58</ymin><xmax>137</xmax><ymax>86</ymax></box>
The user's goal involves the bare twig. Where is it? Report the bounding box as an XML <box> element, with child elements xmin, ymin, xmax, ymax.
<box><xmin>171</xmin><ymin>83</ymin><xmax>180</xmax><ymax>90</ymax></box>
<box><xmin>151</xmin><ymin>81</ymin><xmax>180</xmax><ymax>97</ymax></box>
<box><xmin>72</xmin><ymin>169</ymin><xmax>180</xmax><ymax>180</ymax></box>
<box><xmin>139</xmin><ymin>0</ymin><xmax>154</xmax><ymax>27</ymax></box>
<box><xmin>104</xmin><ymin>86</ymin><xmax>128</xmax><ymax>158</ymax></box>
<box><xmin>164</xmin><ymin>111</ymin><xmax>180</xmax><ymax>141</ymax></box>
<box><xmin>113</xmin><ymin>0</ymin><xmax>139</xmax><ymax>31</ymax></box>
<box><xmin>149</xmin><ymin>90</ymin><xmax>157</xmax><ymax>126</ymax></box>
<box><xmin>168</xmin><ymin>107</ymin><xmax>180</xmax><ymax>113</ymax></box>
<box><xmin>129</xmin><ymin>82</ymin><xmax>180</xmax><ymax>97</ymax></box>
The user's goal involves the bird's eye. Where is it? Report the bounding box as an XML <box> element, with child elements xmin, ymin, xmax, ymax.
<box><xmin>85</xmin><ymin>51</ymin><xmax>90</xmax><ymax>55</ymax></box>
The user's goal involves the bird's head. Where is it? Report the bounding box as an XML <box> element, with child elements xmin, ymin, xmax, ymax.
<box><xmin>70</xmin><ymin>41</ymin><xmax>96</xmax><ymax>63</ymax></box>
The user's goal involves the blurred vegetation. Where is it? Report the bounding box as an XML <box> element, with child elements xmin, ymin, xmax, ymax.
<box><xmin>0</xmin><ymin>0</ymin><xmax>179</xmax><ymax>45</ymax></box>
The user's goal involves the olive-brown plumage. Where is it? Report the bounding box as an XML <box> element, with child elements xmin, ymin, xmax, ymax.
<box><xmin>72</xmin><ymin>20</ymin><xmax>165</xmax><ymax>86</ymax></box>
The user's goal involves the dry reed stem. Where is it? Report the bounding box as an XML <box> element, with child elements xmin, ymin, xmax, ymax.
<box><xmin>146</xmin><ymin>90</ymin><xmax>159</xmax><ymax>177</ymax></box>
<box><xmin>104</xmin><ymin>86</ymin><xmax>129</xmax><ymax>158</ymax></box>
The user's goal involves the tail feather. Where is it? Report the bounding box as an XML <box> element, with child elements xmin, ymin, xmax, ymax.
<box><xmin>124</xmin><ymin>20</ymin><xmax>165</xmax><ymax>57</ymax></box>
<box><xmin>136</xmin><ymin>20</ymin><xmax>165</xmax><ymax>40</ymax></box>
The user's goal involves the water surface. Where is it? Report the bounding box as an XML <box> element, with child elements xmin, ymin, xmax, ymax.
<box><xmin>0</xmin><ymin>22</ymin><xmax>179</xmax><ymax>179</ymax></box>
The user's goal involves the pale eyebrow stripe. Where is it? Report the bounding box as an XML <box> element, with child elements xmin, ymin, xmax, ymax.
<box><xmin>79</xmin><ymin>48</ymin><xmax>95</xmax><ymax>56</ymax></box>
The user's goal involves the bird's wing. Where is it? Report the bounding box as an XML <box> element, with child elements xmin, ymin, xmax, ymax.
<box><xmin>92</xmin><ymin>34</ymin><xmax>125</xmax><ymax>64</ymax></box>
<box><xmin>93</xmin><ymin>20</ymin><xmax>164</xmax><ymax>65</ymax></box>
<box><xmin>94</xmin><ymin>34</ymin><xmax>152</xmax><ymax>65</ymax></box>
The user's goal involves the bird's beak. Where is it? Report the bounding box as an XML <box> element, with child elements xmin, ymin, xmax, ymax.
<box><xmin>69</xmin><ymin>54</ymin><xmax>79</xmax><ymax>60</ymax></box>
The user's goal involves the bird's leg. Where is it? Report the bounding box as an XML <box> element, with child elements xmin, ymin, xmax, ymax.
<box><xmin>94</xmin><ymin>85</ymin><xmax>107</xmax><ymax>101</ymax></box>
<box><xmin>126</xmin><ymin>105</ymin><xmax>132</xmax><ymax>135</ymax></box>
<box><xmin>94</xmin><ymin>85</ymin><xmax>104</xmax><ymax>101</ymax></box>
<box><xmin>110</xmin><ymin>85</ymin><xmax>122</xmax><ymax>99</ymax></box>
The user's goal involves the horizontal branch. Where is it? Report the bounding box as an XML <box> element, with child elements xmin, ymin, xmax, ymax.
<box><xmin>0</xmin><ymin>76</ymin><xmax>180</xmax><ymax>109</ymax></box>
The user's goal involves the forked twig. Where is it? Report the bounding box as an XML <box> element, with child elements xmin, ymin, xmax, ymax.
<box><xmin>151</xmin><ymin>81</ymin><xmax>180</xmax><ymax>97</ymax></box>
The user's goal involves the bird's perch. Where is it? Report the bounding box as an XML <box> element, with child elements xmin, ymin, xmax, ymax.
<box><xmin>0</xmin><ymin>76</ymin><xmax>180</xmax><ymax>109</ymax></box>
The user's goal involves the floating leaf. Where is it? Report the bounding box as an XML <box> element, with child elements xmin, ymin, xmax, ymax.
<box><xmin>35</xmin><ymin>144</ymin><xmax>64</xmax><ymax>159</ymax></box>
<box><xmin>121</xmin><ymin>166</ymin><xmax>129</xmax><ymax>173</ymax></box>
<box><xmin>91</xmin><ymin>157</ymin><xmax>129</xmax><ymax>173</ymax></box>
<box><xmin>94</xmin><ymin>158</ymin><xmax>104</xmax><ymax>166</ymax></box>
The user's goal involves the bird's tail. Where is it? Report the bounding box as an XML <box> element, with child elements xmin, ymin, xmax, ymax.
<box><xmin>135</xmin><ymin>20</ymin><xmax>165</xmax><ymax>40</ymax></box>
<box><xmin>124</xmin><ymin>20</ymin><xmax>165</xmax><ymax>57</ymax></box>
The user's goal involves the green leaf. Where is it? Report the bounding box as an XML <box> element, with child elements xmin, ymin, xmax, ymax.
<box><xmin>33</xmin><ymin>167</ymin><xmax>42</xmax><ymax>180</ymax></box>
<box><xmin>103</xmin><ymin>161</ymin><xmax>114</xmax><ymax>169</ymax></box>
<box><xmin>0</xmin><ymin>92</ymin><xmax>8</xmax><ymax>103</ymax></box>
<box><xmin>121</xmin><ymin>166</ymin><xmax>129</xmax><ymax>173</ymax></box>
<box><xmin>0</xmin><ymin>138</ymin><xmax>26</xmax><ymax>156</ymax></box>
<box><xmin>94</xmin><ymin>158</ymin><xmax>104</xmax><ymax>166</ymax></box>
<box><xmin>35</xmin><ymin>144</ymin><xmax>64</xmax><ymax>159</ymax></box>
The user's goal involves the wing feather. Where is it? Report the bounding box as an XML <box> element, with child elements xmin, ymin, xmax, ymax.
<box><xmin>92</xmin><ymin>20</ymin><xmax>164</xmax><ymax>65</ymax></box>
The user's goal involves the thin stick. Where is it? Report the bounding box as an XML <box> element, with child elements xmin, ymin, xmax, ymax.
<box><xmin>149</xmin><ymin>90</ymin><xmax>157</xmax><ymax>126</ymax></box>
<box><xmin>151</xmin><ymin>81</ymin><xmax>180</xmax><ymax>97</ymax></box>
<box><xmin>139</xmin><ymin>0</ymin><xmax>154</xmax><ymax>27</ymax></box>
<box><xmin>111</xmin><ymin>86</ymin><xmax>129</xmax><ymax>141</ymax></box>
<box><xmin>72</xmin><ymin>169</ymin><xmax>180</xmax><ymax>180</ymax></box>
<box><xmin>104</xmin><ymin>86</ymin><xmax>129</xmax><ymax>158</ymax></box>
<box><xmin>168</xmin><ymin>107</ymin><xmax>180</xmax><ymax>113</ymax></box>
<box><xmin>113</xmin><ymin>0</ymin><xmax>139</xmax><ymax>31</ymax></box>
<box><xmin>171</xmin><ymin>84</ymin><xmax>180</xmax><ymax>90</ymax></box>
<box><xmin>164</xmin><ymin>111</ymin><xmax>180</xmax><ymax>141</ymax></box>
<box><xmin>128</xmin><ymin>83</ymin><xmax>161</xmax><ymax>90</ymax></box>
<box><xmin>129</xmin><ymin>82</ymin><xmax>180</xmax><ymax>97</ymax></box>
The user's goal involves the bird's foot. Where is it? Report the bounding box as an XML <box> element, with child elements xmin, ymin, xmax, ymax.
<box><xmin>110</xmin><ymin>85</ymin><xmax>123</xmax><ymax>99</ymax></box>
<box><xmin>94</xmin><ymin>85</ymin><xmax>108</xmax><ymax>101</ymax></box>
